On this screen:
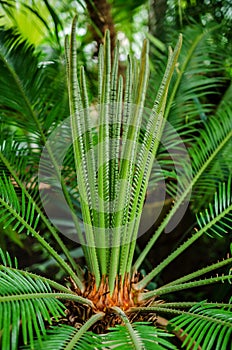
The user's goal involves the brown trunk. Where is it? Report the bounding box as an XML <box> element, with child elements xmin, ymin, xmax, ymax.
<box><xmin>55</xmin><ymin>273</ymin><xmax>158</xmax><ymax>333</ymax></box>
<box><xmin>149</xmin><ymin>0</ymin><xmax>168</xmax><ymax>41</ymax></box>
<box><xmin>86</xmin><ymin>0</ymin><xmax>116</xmax><ymax>58</ymax></box>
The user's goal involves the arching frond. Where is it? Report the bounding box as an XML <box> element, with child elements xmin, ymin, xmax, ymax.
<box><xmin>148</xmin><ymin>24</ymin><xmax>227</xmax><ymax>128</ymax></box>
<box><xmin>0</xmin><ymin>173</ymin><xmax>40</xmax><ymax>235</ymax></box>
<box><xmin>0</xmin><ymin>134</ymin><xmax>40</xmax><ymax>189</ymax></box>
<box><xmin>0</xmin><ymin>27</ymin><xmax>68</xmax><ymax>136</ymax></box>
<box><xmin>22</xmin><ymin>325</ymin><xmax>101</xmax><ymax>350</ymax></box>
<box><xmin>102</xmin><ymin>306</ymin><xmax>176</xmax><ymax>350</ymax></box>
<box><xmin>0</xmin><ymin>249</ymin><xmax>93</xmax><ymax>350</ymax></box>
<box><xmin>197</xmin><ymin>177</ymin><xmax>232</xmax><ymax>238</ymax></box>
<box><xmin>134</xmin><ymin>99</ymin><xmax>232</xmax><ymax>271</ymax></box>
<box><xmin>190</xmin><ymin>103</ymin><xmax>232</xmax><ymax>211</ymax></box>
<box><xmin>135</xmin><ymin>177</ymin><xmax>232</xmax><ymax>291</ymax></box>
<box><xmin>166</xmin><ymin>109</ymin><xmax>231</xmax><ymax>200</ymax></box>
<box><xmin>0</xmin><ymin>174</ymin><xmax>84</xmax><ymax>289</ymax></box>
<box><xmin>0</xmin><ymin>266</ymin><xmax>65</xmax><ymax>350</ymax></box>
<box><xmin>22</xmin><ymin>314</ymin><xmax>104</xmax><ymax>350</ymax></box>
<box><xmin>101</xmin><ymin>322</ymin><xmax>177</xmax><ymax>350</ymax></box>
<box><xmin>146</xmin><ymin>23</ymin><xmax>231</xmax><ymax>215</ymax></box>
<box><xmin>170</xmin><ymin>303</ymin><xmax>232</xmax><ymax>350</ymax></box>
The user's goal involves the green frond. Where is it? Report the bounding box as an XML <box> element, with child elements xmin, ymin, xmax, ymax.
<box><xmin>0</xmin><ymin>27</ymin><xmax>68</xmax><ymax>136</ymax></box>
<box><xmin>166</xmin><ymin>110</ymin><xmax>231</xmax><ymax>200</ymax></box>
<box><xmin>0</xmin><ymin>26</ymin><xmax>84</xmax><ymax>279</ymax></box>
<box><xmin>0</xmin><ymin>132</ymin><xmax>40</xmax><ymax>186</ymax></box>
<box><xmin>147</xmin><ymin>26</ymin><xmax>231</xmax><ymax>209</ymax></box>
<box><xmin>159</xmin><ymin>255</ymin><xmax>232</xmax><ymax>289</ymax></box>
<box><xmin>148</xmin><ymin>24</ymin><xmax>227</xmax><ymax>127</ymax></box>
<box><xmin>0</xmin><ymin>248</ymin><xmax>85</xmax><ymax>296</ymax></box>
<box><xmin>64</xmin><ymin>15</ymin><xmax>182</xmax><ymax>291</ymax></box>
<box><xmin>22</xmin><ymin>325</ymin><xmax>101</xmax><ymax>350</ymax></box>
<box><xmin>134</xmin><ymin>98</ymin><xmax>232</xmax><ymax>271</ymax></box>
<box><xmin>196</xmin><ymin>177</ymin><xmax>232</xmax><ymax>238</ymax></box>
<box><xmin>143</xmin><ymin>274</ymin><xmax>232</xmax><ymax>299</ymax></box>
<box><xmin>0</xmin><ymin>173</ymin><xmax>40</xmax><ymax>235</ymax></box>
<box><xmin>0</xmin><ymin>174</ymin><xmax>84</xmax><ymax>289</ymax></box>
<box><xmin>22</xmin><ymin>314</ymin><xmax>104</xmax><ymax>350</ymax></box>
<box><xmin>0</xmin><ymin>27</ymin><xmax>40</xmax><ymax>129</ymax></box>
<box><xmin>170</xmin><ymin>303</ymin><xmax>232</xmax><ymax>350</ymax></box>
<box><xmin>189</xmin><ymin>104</ymin><xmax>232</xmax><ymax>211</ymax></box>
<box><xmin>65</xmin><ymin>15</ymin><xmax>100</xmax><ymax>284</ymax></box>
<box><xmin>0</xmin><ymin>265</ymin><xmax>65</xmax><ymax>350</ymax></box>
<box><xmin>135</xmin><ymin>177</ymin><xmax>232</xmax><ymax>290</ymax></box>
<box><xmin>101</xmin><ymin>321</ymin><xmax>177</xmax><ymax>350</ymax></box>
<box><xmin>132</xmin><ymin>302</ymin><xmax>232</xmax><ymax>314</ymax></box>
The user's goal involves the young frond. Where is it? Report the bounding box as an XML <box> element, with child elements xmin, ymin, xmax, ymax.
<box><xmin>170</xmin><ymin>303</ymin><xmax>232</xmax><ymax>350</ymax></box>
<box><xmin>0</xmin><ymin>265</ymin><xmax>65</xmax><ymax>350</ymax></box>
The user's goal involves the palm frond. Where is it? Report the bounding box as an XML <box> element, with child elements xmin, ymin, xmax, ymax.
<box><xmin>134</xmin><ymin>98</ymin><xmax>232</xmax><ymax>271</ymax></box>
<box><xmin>197</xmin><ymin>177</ymin><xmax>232</xmax><ymax>238</ymax></box>
<box><xmin>101</xmin><ymin>322</ymin><xmax>177</xmax><ymax>349</ymax></box>
<box><xmin>166</xmin><ymin>110</ymin><xmax>231</xmax><ymax>201</ymax></box>
<box><xmin>22</xmin><ymin>314</ymin><xmax>104</xmax><ymax>350</ymax></box>
<box><xmin>0</xmin><ymin>173</ymin><xmax>40</xmax><ymax>235</ymax></box>
<box><xmin>0</xmin><ymin>266</ymin><xmax>65</xmax><ymax>350</ymax></box>
<box><xmin>157</xmin><ymin>255</ymin><xmax>232</xmax><ymax>291</ymax></box>
<box><xmin>0</xmin><ymin>249</ymin><xmax>93</xmax><ymax>350</ymax></box>
<box><xmin>0</xmin><ymin>174</ymin><xmax>84</xmax><ymax>289</ymax></box>
<box><xmin>135</xmin><ymin>177</ymin><xmax>232</xmax><ymax>291</ymax></box>
<box><xmin>0</xmin><ymin>103</ymin><xmax>84</xmax><ymax>281</ymax></box>
<box><xmin>0</xmin><ymin>132</ymin><xmax>40</xmax><ymax>187</ymax></box>
<box><xmin>23</xmin><ymin>325</ymin><xmax>100</xmax><ymax>350</ymax></box>
<box><xmin>189</xmin><ymin>103</ymin><xmax>232</xmax><ymax>211</ymax></box>
<box><xmin>148</xmin><ymin>24</ymin><xmax>227</xmax><ymax>127</ymax></box>
<box><xmin>0</xmin><ymin>27</ymin><xmax>68</xmax><ymax>136</ymax></box>
<box><xmin>147</xmin><ymin>24</ymin><xmax>231</xmax><ymax>215</ymax></box>
<box><xmin>170</xmin><ymin>303</ymin><xmax>232</xmax><ymax>350</ymax></box>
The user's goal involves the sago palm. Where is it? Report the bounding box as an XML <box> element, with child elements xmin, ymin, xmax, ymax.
<box><xmin>0</xmin><ymin>17</ymin><xmax>232</xmax><ymax>349</ymax></box>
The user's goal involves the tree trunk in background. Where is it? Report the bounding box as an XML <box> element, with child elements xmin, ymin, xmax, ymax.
<box><xmin>149</xmin><ymin>0</ymin><xmax>168</xmax><ymax>41</ymax></box>
<box><xmin>86</xmin><ymin>0</ymin><xmax>116</xmax><ymax>58</ymax></box>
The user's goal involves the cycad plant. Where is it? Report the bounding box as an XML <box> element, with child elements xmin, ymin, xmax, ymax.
<box><xmin>0</xmin><ymin>17</ymin><xmax>232</xmax><ymax>349</ymax></box>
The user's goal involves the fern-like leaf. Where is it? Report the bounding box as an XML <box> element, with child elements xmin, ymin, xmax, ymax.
<box><xmin>0</xmin><ymin>174</ymin><xmax>40</xmax><ymax>235</ymax></box>
<box><xmin>170</xmin><ymin>303</ymin><xmax>232</xmax><ymax>350</ymax></box>
<box><xmin>0</xmin><ymin>266</ymin><xmax>65</xmax><ymax>350</ymax></box>
<box><xmin>22</xmin><ymin>325</ymin><xmax>101</xmax><ymax>350</ymax></box>
<box><xmin>22</xmin><ymin>314</ymin><xmax>104</xmax><ymax>350</ymax></box>
<box><xmin>136</xmin><ymin>177</ymin><xmax>232</xmax><ymax>291</ymax></box>
<box><xmin>134</xmin><ymin>100</ymin><xmax>232</xmax><ymax>271</ymax></box>
<box><xmin>101</xmin><ymin>322</ymin><xmax>177</xmax><ymax>350</ymax></box>
<box><xmin>0</xmin><ymin>27</ymin><xmax>68</xmax><ymax>135</ymax></box>
<box><xmin>196</xmin><ymin>177</ymin><xmax>232</xmax><ymax>238</ymax></box>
